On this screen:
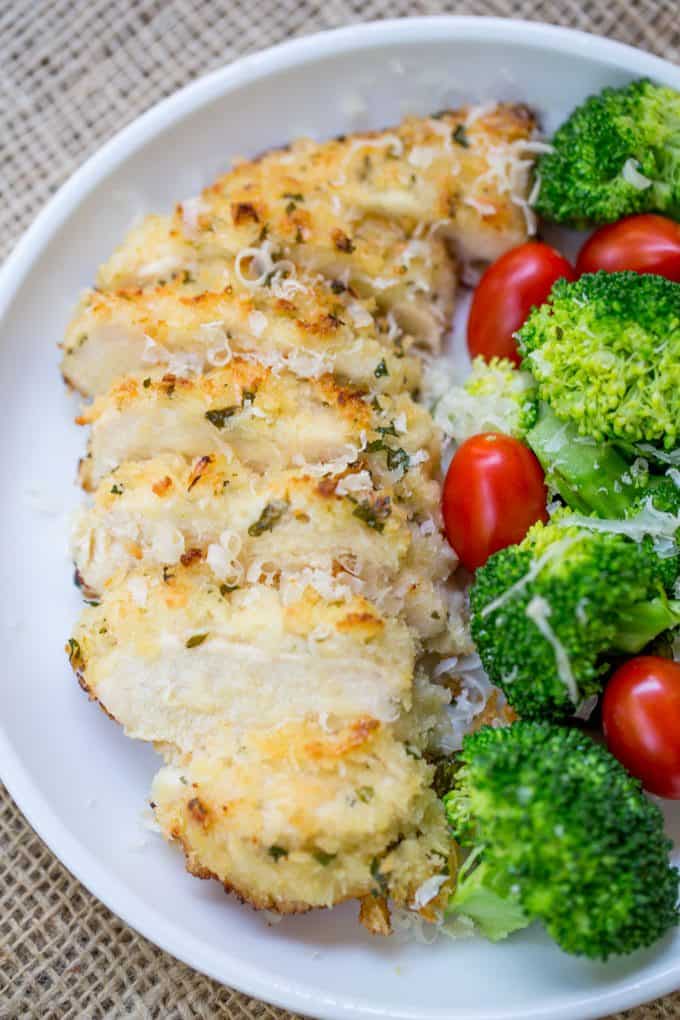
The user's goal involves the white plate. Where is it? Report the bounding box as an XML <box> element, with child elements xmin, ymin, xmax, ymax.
<box><xmin>1</xmin><ymin>17</ymin><xmax>679</xmax><ymax>1020</ymax></box>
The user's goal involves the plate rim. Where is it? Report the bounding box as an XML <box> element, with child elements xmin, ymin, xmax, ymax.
<box><xmin>1</xmin><ymin>16</ymin><xmax>680</xmax><ymax>1020</ymax></box>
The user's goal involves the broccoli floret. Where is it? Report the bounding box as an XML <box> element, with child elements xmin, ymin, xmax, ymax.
<box><xmin>433</xmin><ymin>357</ymin><xmax>537</xmax><ymax>445</ymax></box>
<box><xmin>517</xmin><ymin>272</ymin><xmax>680</xmax><ymax>451</ymax></box>
<box><xmin>535</xmin><ymin>79</ymin><xmax>680</xmax><ymax>225</ymax></box>
<box><xmin>470</xmin><ymin>515</ymin><xmax>680</xmax><ymax>719</ymax></box>
<box><xmin>443</xmin><ymin>721</ymin><xmax>679</xmax><ymax>959</ymax></box>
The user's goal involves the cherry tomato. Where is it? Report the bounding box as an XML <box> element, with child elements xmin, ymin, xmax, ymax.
<box><xmin>442</xmin><ymin>433</ymin><xmax>549</xmax><ymax>571</ymax></box>
<box><xmin>576</xmin><ymin>214</ymin><xmax>680</xmax><ymax>281</ymax></box>
<box><xmin>467</xmin><ymin>242</ymin><xmax>575</xmax><ymax>366</ymax></box>
<box><xmin>603</xmin><ymin>656</ymin><xmax>680</xmax><ymax>799</ymax></box>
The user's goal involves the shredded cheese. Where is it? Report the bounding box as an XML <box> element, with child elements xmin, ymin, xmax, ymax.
<box><xmin>481</xmin><ymin>535</ymin><xmax>581</xmax><ymax>618</ymax></box>
<box><xmin>621</xmin><ymin>158</ymin><xmax>652</xmax><ymax>190</ymax></box>
<box><xmin>525</xmin><ymin>595</ymin><xmax>579</xmax><ymax>705</ymax></box>
<box><xmin>247</xmin><ymin>311</ymin><xmax>267</xmax><ymax>338</ymax></box>
<box><xmin>561</xmin><ymin>500</ymin><xmax>680</xmax><ymax>559</ymax></box>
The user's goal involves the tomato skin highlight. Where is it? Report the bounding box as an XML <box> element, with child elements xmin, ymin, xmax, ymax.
<box><xmin>467</xmin><ymin>242</ymin><xmax>576</xmax><ymax>366</ymax></box>
<box><xmin>603</xmin><ymin>656</ymin><xmax>680</xmax><ymax>800</ymax></box>
<box><xmin>576</xmin><ymin>214</ymin><xmax>680</xmax><ymax>281</ymax></box>
<box><xmin>442</xmin><ymin>433</ymin><xmax>549</xmax><ymax>571</ymax></box>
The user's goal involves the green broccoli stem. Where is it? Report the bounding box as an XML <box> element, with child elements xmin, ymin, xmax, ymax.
<box><xmin>612</xmin><ymin>596</ymin><xmax>680</xmax><ymax>654</ymax></box>
<box><xmin>526</xmin><ymin>403</ymin><xmax>640</xmax><ymax>517</ymax></box>
<box><xmin>448</xmin><ymin>860</ymin><xmax>529</xmax><ymax>942</ymax></box>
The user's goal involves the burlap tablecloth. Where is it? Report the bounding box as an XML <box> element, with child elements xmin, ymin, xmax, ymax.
<box><xmin>1</xmin><ymin>1</ymin><xmax>680</xmax><ymax>1016</ymax></box>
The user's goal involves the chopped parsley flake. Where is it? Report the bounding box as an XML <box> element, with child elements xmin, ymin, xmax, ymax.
<box><xmin>376</xmin><ymin>422</ymin><xmax>398</xmax><ymax>438</ymax></box>
<box><xmin>370</xmin><ymin>857</ymin><xmax>388</xmax><ymax>893</ymax></box>
<box><xmin>205</xmin><ymin>406</ymin><xmax>239</xmax><ymax>429</ymax></box>
<box><xmin>66</xmin><ymin>638</ymin><xmax>82</xmax><ymax>666</ymax></box>
<box><xmin>313</xmin><ymin>850</ymin><xmax>337</xmax><ymax>866</ymax></box>
<box><xmin>185</xmin><ymin>633</ymin><xmax>208</xmax><ymax>649</ymax></box>
<box><xmin>248</xmin><ymin>499</ymin><xmax>289</xmax><ymax>537</ymax></box>
<box><xmin>386</xmin><ymin>447</ymin><xmax>410</xmax><ymax>473</ymax></box>
<box><xmin>453</xmin><ymin>124</ymin><xmax>470</xmax><ymax>148</ymax></box>
<box><xmin>352</xmin><ymin>497</ymin><xmax>391</xmax><ymax>532</ymax></box>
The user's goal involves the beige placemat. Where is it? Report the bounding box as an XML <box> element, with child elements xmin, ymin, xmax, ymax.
<box><xmin>1</xmin><ymin>1</ymin><xmax>679</xmax><ymax>1017</ymax></box>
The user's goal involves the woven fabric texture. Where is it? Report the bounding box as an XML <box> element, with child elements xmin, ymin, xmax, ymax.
<box><xmin>1</xmin><ymin>1</ymin><xmax>679</xmax><ymax>1017</ymax></box>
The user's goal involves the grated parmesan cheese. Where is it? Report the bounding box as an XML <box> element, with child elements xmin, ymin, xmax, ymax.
<box><xmin>335</xmin><ymin>471</ymin><xmax>374</xmax><ymax>497</ymax></box>
<box><xmin>345</xmin><ymin>301</ymin><xmax>374</xmax><ymax>329</ymax></box>
<box><xmin>247</xmin><ymin>311</ymin><xmax>267</xmax><ymax>338</ymax></box>
<box><xmin>463</xmin><ymin>196</ymin><xmax>497</xmax><ymax>217</ymax></box>
<box><xmin>621</xmin><ymin>158</ymin><xmax>652</xmax><ymax>190</ymax></box>
<box><xmin>181</xmin><ymin>195</ymin><xmax>208</xmax><ymax>236</ymax></box>
<box><xmin>561</xmin><ymin>500</ymin><xmax>680</xmax><ymax>559</ymax></box>
<box><xmin>465</xmin><ymin>101</ymin><xmax>498</xmax><ymax>125</ymax></box>
<box><xmin>127</xmin><ymin>575</ymin><xmax>148</xmax><ymax>608</ymax></box>
<box><xmin>481</xmin><ymin>535</ymin><xmax>581</xmax><ymax>618</ymax></box>
<box><xmin>408</xmin><ymin>146</ymin><xmax>437</xmax><ymax>170</ymax></box>
<box><xmin>412</xmin><ymin>874</ymin><xmax>448</xmax><ymax>909</ymax></box>
<box><xmin>138</xmin><ymin>254</ymin><xmax>186</xmax><ymax>280</ymax></box>
<box><xmin>526</xmin><ymin>595</ymin><xmax>579</xmax><ymax>705</ymax></box>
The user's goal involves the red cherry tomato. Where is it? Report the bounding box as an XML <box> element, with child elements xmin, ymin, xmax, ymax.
<box><xmin>442</xmin><ymin>433</ymin><xmax>549</xmax><ymax>571</ymax></box>
<box><xmin>603</xmin><ymin>656</ymin><xmax>680</xmax><ymax>799</ymax></box>
<box><xmin>576</xmin><ymin>214</ymin><xmax>680</xmax><ymax>281</ymax></box>
<box><xmin>467</xmin><ymin>242</ymin><xmax>575</xmax><ymax>366</ymax></box>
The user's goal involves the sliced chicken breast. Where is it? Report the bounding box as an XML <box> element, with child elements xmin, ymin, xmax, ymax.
<box><xmin>68</xmin><ymin>562</ymin><xmax>452</xmax><ymax>918</ymax></box>
<box><xmin>62</xmin><ymin>103</ymin><xmax>533</xmax><ymax>926</ymax></box>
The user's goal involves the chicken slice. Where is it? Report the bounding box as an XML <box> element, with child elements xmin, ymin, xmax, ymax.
<box><xmin>75</xmin><ymin>361</ymin><xmax>443</xmax><ymax>517</ymax></box>
<box><xmin>96</xmin><ymin>214</ymin><xmax>456</xmax><ymax>355</ymax></box>
<box><xmin>95</xmin><ymin>104</ymin><xmax>534</xmax><ymax>338</ymax></box>
<box><xmin>150</xmin><ymin>720</ymin><xmax>452</xmax><ymax>915</ymax></box>
<box><xmin>204</xmin><ymin>104</ymin><xmax>535</xmax><ymax>260</ymax></box>
<box><xmin>76</xmin><ymin>360</ymin><xmax>368</xmax><ymax>488</ymax></box>
<box><xmin>62</xmin><ymin>271</ymin><xmax>422</xmax><ymax>399</ymax></box>
<box><xmin>72</xmin><ymin>452</ymin><xmax>456</xmax><ymax>647</ymax></box>
<box><xmin>69</xmin><ymin>565</ymin><xmax>417</xmax><ymax>749</ymax></box>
